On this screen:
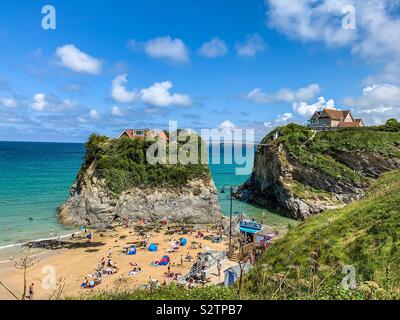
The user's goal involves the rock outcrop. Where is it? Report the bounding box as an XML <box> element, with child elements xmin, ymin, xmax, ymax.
<box><xmin>237</xmin><ymin>127</ymin><xmax>400</xmax><ymax>220</ymax></box>
<box><xmin>59</xmin><ymin>163</ymin><xmax>222</xmax><ymax>228</ymax></box>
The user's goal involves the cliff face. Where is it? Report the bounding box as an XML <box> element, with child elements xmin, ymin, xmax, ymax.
<box><xmin>237</xmin><ymin>125</ymin><xmax>400</xmax><ymax>220</ymax></box>
<box><xmin>59</xmin><ymin>162</ymin><xmax>222</xmax><ymax>227</ymax></box>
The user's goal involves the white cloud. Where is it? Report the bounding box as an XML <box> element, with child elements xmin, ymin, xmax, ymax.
<box><xmin>56</xmin><ymin>44</ymin><xmax>102</xmax><ymax>75</ymax></box>
<box><xmin>263</xmin><ymin>121</ymin><xmax>272</xmax><ymax>128</ymax></box>
<box><xmin>266</xmin><ymin>0</ymin><xmax>356</xmax><ymax>47</ymax></box>
<box><xmin>89</xmin><ymin>109</ymin><xmax>100</xmax><ymax>120</ymax></box>
<box><xmin>140</xmin><ymin>81</ymin><xmax>192</xmax><ymax>107</ymax></box>
<box><xmin>265</xmin><ymin>0</ymin><xmax>400</xmax><ymax>82</ymax></box>
<box><xmin>292</xmin><ymin>96</ymin><xmax>335</xmax><ymax>117</ymax></box>
<box><xmin>110</xmin><ymin>106</ymin><xmax>123</xmax><ymax>117</ymax></box>
<box><xmin>276</xmin><ymin>112</ymin><xmax>293</xmax><ymax>123</ymax></box>
<box><xmin>235</xmin><ymin>33</ymin><xmax>266</xmax><ymax>57</ymax></box>
<box><xmin>111</xmin><ymin>74</ymin><xmax>191</xmax><ymax>107</ymax></box>
<box><xmin>198</xmin><ymin>38</ymin><xmax>228</xmax><ymax>58</ymax></box>
<box><xmin>0</xmin><ymin>98</ymin><xmax>18</xmax><ymax>108</ymax></box>
<box><xmin>344</xmin><ymin>84</ymin><xmax>400</xmax><ymax>113</ymax></box>
<box><xmin>144</xmin><ymin>36</ymin><xmax>189</xmax><ymax>63</ymax></box>
<box><xmin>111</xmin><ymin>74</ymin><xmax>137</xmax><ymax>103</ymax></box>
<box><xmin>31</xmin><ymin>93</ymin><xmax>47</xmax><ymax>111</ymax></box>
<box><xmin>247</xmin><ymin>84</ymin><xmax>320</xmax><ymax>104</ymax></box>
<box><xmin>218</xmin><ymin>120</ymin><xmax>236</xmax><ymax>130</ymax></box>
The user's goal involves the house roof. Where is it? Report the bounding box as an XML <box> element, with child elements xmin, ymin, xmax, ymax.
<box><xmin>319</xmin><ymin>109</ymin><xmax>352</xmax><ymax>120</ymax></box>
<box><xmin>310</xmin><ymin>111</ymin><xmax>321</xmax><ymax>120</ymax></box>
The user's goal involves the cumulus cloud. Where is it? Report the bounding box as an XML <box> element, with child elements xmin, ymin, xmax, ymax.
<box><xmin>344</xmin><ymin>84</ymin><xmax>400</xmax><ymax>110</ymax></box>
<box><xmin>235</xmin><ymin>33</ymin><xmax>266</xmax><ymax>57</ymax></box>
<box><xmin>111</xmin><ymin>74</ymin><xmax>137</xmax><ymax>103</ymax></box>
<box><xmin>140</xmin><ymin>81</ymin><xmax>191</xmax><ymax>107</ymax></box>
<box><xmin>56</xmin><ymin>44</ymin><xmax>102</xmax><ymax>75</ymax></box>
<box><xmin>292</xmin><ymin>96</ymin><xmax>335</xmax><ymax>117</ymax></box>
<box><xmin>247</xmin><ymin>84</ymin><xmax>320</xmax><ymax>104</ymax></box>
<box><xmin>265</xmin><ymin>0</ymin><xmax>400</xmax><ymax>82</ymax></box>
<box><xmin>89</xmin><ymin>109</ymin><xmax>100</xmax><ymax>120</ymax></box>
<box><xmin>343</xmin><ymin>84</ymin><xmax>400</xmax><ymax>123</ymax></box>
<box><xmin>111</xmin><ymin>74</ymin><xmax>192</xmax><ymax>107</ymax></box>
<box><xmin>31</xmin><ymin>93</ymin><xmax>47</xmax><ymax>111</ymax></box>
<box><xmin>0</xmin><ymin>98</ymin><xmax>18</xmax><ymax>108</ymax></box>
<box><xmin>218</xmin><ymin>120</ymin><xmax>236</xmax><ymax>130</ymax></box>
<box><xmin>144</xmin><ymin>36</ymin><xmax>189</xmax><ymax>63</ymax></box>
<box><xmin>198</xmin><ymin>38</ymin><xmax>228</xmax><ymax>58</ymax></box>
<box><xmin>110</xmin><ymin>106</ymin><xmax>123</xmax><ymax>116</ymax></box>
<box><xmin>276</xmin><ymin>112</ymin><xmax>293</xmax><ymax>123</ymax></box>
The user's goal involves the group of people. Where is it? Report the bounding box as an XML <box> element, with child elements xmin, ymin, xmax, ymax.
<box><xmin>81</xmin><ymin>249</ymin><xmax>119</xmax><ymax>289</ymax></box>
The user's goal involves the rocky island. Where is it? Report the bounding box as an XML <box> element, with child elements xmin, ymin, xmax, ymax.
<box><xmin>59</xmin><ymin>133</ymin><xmax>222</xmax><ymax>227</ymax></box>
<box><xmin>237</xmin><ymin>121</ymin><xmax>400</xmax><ymax>220</ymax></box>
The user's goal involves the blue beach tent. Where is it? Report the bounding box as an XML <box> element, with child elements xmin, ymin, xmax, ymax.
<box><xmin>148</xmin><ymin>243</ymin><xmax>158</xmax><ymax>252</ymax></box>
<box><xmin>159</xmin><ymin>255</ymin><xmax>170</xmax><ymax>266</ymax></box>
<box><xmin>180</xmin><ymin>238</ymin><xmax>187</xmax><ymax>246</ymax></box>
<box><xmin>128</xmin><ymin>245</ymin><xmax>136</xmax><ymax>255</ymax></box>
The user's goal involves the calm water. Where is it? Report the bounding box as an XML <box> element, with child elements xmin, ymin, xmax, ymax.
<box><xmin>0</xmin><ymin>142</ymin><xmax>294</xmax><ymax>252</ymax></box>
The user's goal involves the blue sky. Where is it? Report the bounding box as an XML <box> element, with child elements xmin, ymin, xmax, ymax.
<box><xmin>1</xmin><ymin>0</ymin><xmax>400</xmax><ymax>142</ymax></box>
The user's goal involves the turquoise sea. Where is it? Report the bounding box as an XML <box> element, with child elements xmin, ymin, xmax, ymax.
<box><xmin>0</xmin><ymin>141</ymin><xmax>294</xmax><ymax>254</ymax></box>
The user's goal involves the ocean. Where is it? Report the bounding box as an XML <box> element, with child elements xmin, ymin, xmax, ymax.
<box><xmin>0</xmin><ymin>141</ymin><xmax>294</xmax><ymax>255</ymax></box>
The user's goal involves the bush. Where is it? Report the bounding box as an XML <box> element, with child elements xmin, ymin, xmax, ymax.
<box><xmin>83</xmin><ymin>133</ymin><xmax>210</xmax><ymax>194</ymax></box>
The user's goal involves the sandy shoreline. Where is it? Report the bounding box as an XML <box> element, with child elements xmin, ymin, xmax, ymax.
<box><xmin>0</xmin><ymin>223</ymin><xmax>227</xmax><ymax>300</ymax></box>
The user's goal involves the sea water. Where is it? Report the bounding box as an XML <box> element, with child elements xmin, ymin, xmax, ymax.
<box><xmin>0</xmin><ymin>141</ymin><xmax>294</xmax><ymax>255</ymax></box>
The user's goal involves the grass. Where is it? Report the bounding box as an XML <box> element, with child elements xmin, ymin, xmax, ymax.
<box><xmin>243</xmin><ymin>170</ymin><xmax>400</xmax><ymax>299</ymax></box>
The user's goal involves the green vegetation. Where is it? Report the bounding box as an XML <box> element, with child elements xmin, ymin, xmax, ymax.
<box><xmin>83</xmin><ymin>133</ymin><xmax>210</xmax><ymax>194</ymax></box>
<box><xmin>384</xmin><ymin>118</ymin><xmax>400</xmax><ymax>132</ymax></box>
<box><xmin>243</xmin><ymin>170</ymin><xmax>400</xmax><ymax>299</ymax></box>
<box><xmin>77</xmin><ymin>283</ymin><xmax>237</xmax><ymax>300</ymax></box>
<box><xmin>74</xmin><ymin>172</ymin><xmax>400</xmax><ymax>300</ymax></box>
<box><xmin>261</xmin><ymin>122</ymin><xmax>400</xmax><ymax>185</ymax></box>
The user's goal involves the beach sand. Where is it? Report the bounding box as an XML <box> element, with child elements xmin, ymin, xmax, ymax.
<box><xmin>0</xmin><ymin>224</ymin><xmax>227</xmax><ymax>300</ymax></box>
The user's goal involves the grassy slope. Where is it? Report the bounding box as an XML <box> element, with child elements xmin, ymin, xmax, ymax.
<box><xmin>261</xmin><ymin>125</ymin><xmax>400</xmax><ymax>186</ymax></box>
<box><xmin>244</xmin><ymin>170</ymin><xmax>400</xmax><ymax>299</ymax></box>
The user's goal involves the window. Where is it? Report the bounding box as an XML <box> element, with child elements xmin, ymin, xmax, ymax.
<box><xmin>135</xmin><ymin>130</ymin><xmax>144</xmax><ymax>136</ymax></box>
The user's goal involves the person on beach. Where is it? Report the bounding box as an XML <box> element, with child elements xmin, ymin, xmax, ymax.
<box><xmin>28</xmin><ymin>283</ymin><xmax>34</xmax><ymax>300</ymax></box>
<box><xmin>217</xmin><ymin>259</ymin><xmax>222</xmax><ymax>276</ymax></box>
<box><xmin>180</xmin><ymin>255</ymin><xmax>184</xmax><ymax>266</ymax></box>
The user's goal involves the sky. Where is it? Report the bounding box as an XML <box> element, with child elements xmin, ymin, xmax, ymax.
<box><xmin>1</xmin><ymin>0</ymin><xmax>400</xmax><ymax>142</ymax></box>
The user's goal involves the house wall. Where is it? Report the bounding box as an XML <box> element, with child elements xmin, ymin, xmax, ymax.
<box><xmin>343</xmin><ymin>114</ymin><xmax>353</xmax><ymax>122</ymax></box>
<box><xmin>330</xmin><ymin>120</ymin><xmax>340</xmax><ymax>127</ymax></box>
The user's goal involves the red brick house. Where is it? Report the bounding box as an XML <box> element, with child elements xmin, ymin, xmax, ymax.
<box><xmin>308</xmin><ymin>108</ymin><xmax>364</xmax><ymax>129</ymax></box>
<box><xmin>118</xmin><ymin>129</ymin><xmax>169</xmax><ymax>141</ymax></box>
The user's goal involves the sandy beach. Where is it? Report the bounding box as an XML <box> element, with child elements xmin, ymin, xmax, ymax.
<box><xmin>0</xmin><ymin>223</ymin><xmax>227</xmax><ymax>300</ymax></box>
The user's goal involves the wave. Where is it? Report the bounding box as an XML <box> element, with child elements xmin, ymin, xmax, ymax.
<box><xmin>0</xmin><ymin>231</ymin><xmax>82</xmax><ymax>252</ymax></box>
